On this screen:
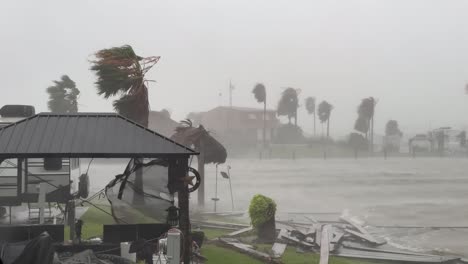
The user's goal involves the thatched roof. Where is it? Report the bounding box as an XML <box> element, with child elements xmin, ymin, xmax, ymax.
<box><xmin>170</xmin><ymin>120</ymin><xmax>227</xmax><ymax>164</ymax></box>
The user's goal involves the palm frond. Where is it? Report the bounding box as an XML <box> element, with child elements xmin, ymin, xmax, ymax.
<box><xmin>305</xmin><ymin>97</ymin><xmax>316</xmax><ymax>114</ymax></box>
<box><xmin>91</xmin><ymin>45</ymin><xmax>159</xmax><ymax>127</ymax></box>
<box><xmin>252</xmin><ymin>83</ymin><xmax>266</xmax><ymax>103</ymax></box>
<box><xmin>46</xmin><ymin>75</ymin><xmax>80</xmax><ymax>113</ymax></box>
<box><xmin>318</xmin><ymin>101</ymin><xmax>333</xmax><ymax>123</ymax></box>
<box><xmin>277</xmin><ymin>87</ymin><xmax>299</xmax><ymax>118</ymax></box>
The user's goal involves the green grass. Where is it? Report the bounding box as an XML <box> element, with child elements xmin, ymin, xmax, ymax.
<box><xmin>204</xmin><ymin>234</ymin><xmax>392</xmax><ymax>264</ymax></box>
<box><xmin>65</xmin><ymin>203</ymin><xmax>158</xmax><ymax>241</ymax></box>
<box><xmin>204</xmin><ymin>243</ymin><xmax>392</xmax><ymax>264</ymax></box>
<box><xmin>202</xmin><ymin>244</ymin><xmax>263</xmax><ymax>264</ymax></box>
<box><xmin>201</xmin><ymin>228</ymin><xmax>231</xmax><ymax>240</ymax></box>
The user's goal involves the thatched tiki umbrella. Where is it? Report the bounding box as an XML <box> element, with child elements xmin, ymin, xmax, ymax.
<box><xmin>170</xmin><ymin>120</ymin><xmax>227</xmax><ymax>262</ymax></box>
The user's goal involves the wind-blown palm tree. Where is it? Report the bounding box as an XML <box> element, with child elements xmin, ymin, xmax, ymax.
<box><xmin>277</xmin><ymin>87</ymin><xmax>299</xmax><ymax>126</ymax></box>
<box><xmin>46</xmin><ymin>75</ymin><xmax>80</xmax><ymax>113</ymax></box>
<box><xmin>305</xmin><ymin>96</ymin><xmax>316</xmax><ymax>136</ymax></box>
<box><xmin>318</xmin><ymin>101</ymin><xmax>333</xmax><ymax>137</ymax></box>
<box><xmin>354</xmin><ymin>97</ymin><xmax>376</xmax><ymax>151</ymax></box>
<box><xmin>385</xmin><ymin>120</ymin><xmax>402</xmax><ymax>137</ymax></box>
<box><xmin>90</xmin><ymin>45</ymin><xmax>160</xmax><ymax>231</ymax></box>
<box><xmin>252</xmin><ymin>83</ymin><xmax>267</xmax><ymax>147</ymax></box>
<box><xmin>90</xmin><ymin>45</ymin><xmax>160</xmax><ymax>127</ymax></box>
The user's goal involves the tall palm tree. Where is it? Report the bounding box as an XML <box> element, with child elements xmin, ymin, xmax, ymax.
<box><xmin>252</xmin><ymin>83</ymin><xmax>267</xmax><ymax>147</ymax></box>
<box><xmin>318</xmin><ymin>101</ymin><xmax>333</xmax><ymax>137</ymax></box>
<box><xmin>90</xmin><ymin>45</ymin><xmax>160</xmax><ymax>127</ymax></box>
<box><xmin>277</xmin><ymin>87</ymin><xmax>299</xmax><ymax>126</ymax></box>
<box><xmin>90</xmin><ymin>45</ymin><xmax>160</xmax><ymax>217</ymax></box>
<box><xmin>354</xmin><ymin>97</ymin><xmax>376</xmax><ymax>151</ymax></box>
<box><xmin>305</xmin><ymin>96</ymin><xmax>316</xmax><ymax>136</ymax></box>
<box><xmin>46</xmin><ymin>75</ymin><xmax>80</xmax><ymax>113</ymax></box>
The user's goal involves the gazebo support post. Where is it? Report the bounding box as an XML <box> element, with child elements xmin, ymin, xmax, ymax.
<box><xmin>170</xmin><ymin>158</ymin><xmax>192</xmax><ymax>264</ymax></box>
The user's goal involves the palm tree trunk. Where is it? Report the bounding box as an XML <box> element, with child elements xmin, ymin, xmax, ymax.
<box><xmin>295</xmin><ymin>110</ymin><xmax>297</xmax><ymax>127</ymax></box>
<box><xmin>371</xmin><ymin>115</ymin><xmax>374</xmax><ymax>154</ymax></box>
<box><xmin>263</xmin><ymin>100</ymin><xmax>266</xmax><ymax>148</ymax></box>
<box><xmin>327</xmin><ymin>117</ymin><xmax>330</xmax><ymax>137</ymax></box>
<box><xmin>132</xmin><ymin>84</ymin><xmax>148</xmax><ymax>205</ymax></box>
<box><xmin>313</xmin><ymin>112</ymin><xmax>316</xmax><ymax>137</ymax></box>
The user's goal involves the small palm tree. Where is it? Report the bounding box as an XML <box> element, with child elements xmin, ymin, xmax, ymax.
<box><xmin>385</xmin><ymin>120</ymin><xmax>402</xmax><ymax>136</ymax></box>
<box><xmin>277</xmin><ymin>88</ymin><xmax>300</xmax><ymax>126</ymax></box>
<box><xmin>305</xmin><ymin>97</ymin><xmax>316</xmax><ymax>136</ymax></box>
<box><xmin>252</xmin><ymin>83</ymin><xmax>267</xmax><ymax>147</ymax></box>
<box><xmin>318</xmin><ymin>101</ymin><xmax>333</xmax><ymax>137</ymax></box>
<box><xmin>354</xmin><ymin>97</ymin><xmax>376</xmax><ymax>152</ymax></box>
<box><xmin>354</xmin><ymin>97</ymin><xmax>375</xmax><ymax>138</ymax></box>
<box><xmin>90</xmin><ymin>45</ymin><xmax>160</xmax><ymax>127</ymax></box>
<box><xmin>46</xmin><ymin>75</ymin><xmax>80</xmax><ymax>113</ymax></box>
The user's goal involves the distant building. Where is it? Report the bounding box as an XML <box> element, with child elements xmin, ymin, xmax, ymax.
<box><xmin>188</xmin><ymin>106</ymin><xmax>279</xmax><ymax>148</ymax></box>
<box><xmin>148</xmin><ymin>110</ymin><xmax>180</xmax><ymax>138</ymax></box>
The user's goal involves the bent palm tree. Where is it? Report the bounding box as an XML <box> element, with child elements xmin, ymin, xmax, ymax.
<box><xmin>91</xmin><ymin>45</ymin><xmax>160</xmax><ymax>127</ymax></box>
<box><xmin>354</xmin><ymin>97</ymin><xmax>376</xmax><ymax>152</ymax></box>
<box><xmin>46</xmin><ymin>75</ymin><xmax>80</xmax><ymax>113</ymax></box>
<box><xmin>318</xmin><ymin>101</ymin><xmax>333</xmax><ymax>137</ymax></box>
<box><xmin>253</xmin><ymin>83</ymin><xmax>267</xmax><ymax>147</ymax></box>
<box><xmin>354</xmin><ymin>97</ymin><xmax>375</xmax><ymax>137</ymax></box>
<box><xmin>277</xmin><ymin>88</ymin><xmax>300</xmax><ymax>126</ymax></box>
<box><xmin>90</xmin><ymin>45</ymin><xmax>160</xmax><ymax>232</ymax></box>
<box><xmin>305</xmin><ymin>96</ymin><xmax>316</xmax><ymax>136</ymax></box>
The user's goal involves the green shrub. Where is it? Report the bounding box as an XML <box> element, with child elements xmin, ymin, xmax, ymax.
<box><xmin>248</xmin><ymin>194</ymin><xmax>277</xmax><ymax>228</ymax></box>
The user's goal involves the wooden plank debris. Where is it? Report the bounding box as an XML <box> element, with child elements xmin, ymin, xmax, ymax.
<box><xmin>277</xmin><ymin>229</ymin><xmax>288</xmax><ymax>240</ymax></box>
<box><xmin>315</xmin><ymin>224</ymin><xmax>322</xmax><ymax>247</ymax></box>
<box><xmin>227</xmin><ymin>226</ymin><xmax>253</xmax><ymax>237</ymax></box>
<box><xmin>344</xmin><ymin>229</ymin><xmax>385</xmax><ymax>246</ymax></box>
<box><xmin>329</xmin><ymin>227</ymin><xmax>344</xmax><ymax>252</ymax></box>
<box><xmin>271</xmin><ymin>243</ymin><xmax>287</xmax><ymax>258</ymax></box>
<box><xmin>342</xmin><ymin>241</ymin><xmax>438</xmax><ymax>257</ymax></box>
<box><xmin>340</xmin><ymin>216</ymin><xmax>386</xmax><ymax>245</ymax></box>
<box><xmin>319</xmin><ymin>225</ymin><xmax>331</xmax><ymax>264</ymax></box>
<box><xmin>282</xmin><ymin>232</ymin><xmax>314</xmax><ymax>248</ymax></box>
<box><xmin>218</xmin><ymin>238</ymin><xmax>280</xmax><ymax>263</ymax></box>
<box><xmin>335</xmin><ymin>248</ymin><xmax>460</xmax><ymax>263</ymax></box>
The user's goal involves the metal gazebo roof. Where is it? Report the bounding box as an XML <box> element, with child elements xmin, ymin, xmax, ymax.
<box><xmin>0</xmin><ymin>113</ymin><xmax>197</xmax><ymax>158</ymax></box>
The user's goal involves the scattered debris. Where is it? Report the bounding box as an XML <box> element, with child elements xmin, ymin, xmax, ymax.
<box><xmin>222</xmin><ymin>214</ymin><xmax>463</xmax><ymax>263</ymax></box>
<box><xmin>218</xmin><ymin>237</ymin><xmax>280</xmax><ymax>263</ymax></box>
<box><xmin>336</xmin><ymin>248</ymin><xmax>460</xmax><ymax>263</ymax></box>
<box><xmin>227</xmin><ymin>226</ymin><xmax>253</xmax><ymax>237</ymax></box>
<box><xmin>192</xmin><ymin>220</ymin><xmax>249</xmax><ymax>231</ymax></box>
<box><xmin>271</xmin><ymin>243</ymin><xmax>287</xmax><ymax>258</ymax></box>
<box><xmin>340</xmin><ymin>216</ymin><xmax>386</xmax><ymax>245</ymax></box>
<box><xmin>319</xmin><ymin>225</ymin><xmax>331</xmax><ymax>264</ymax></box>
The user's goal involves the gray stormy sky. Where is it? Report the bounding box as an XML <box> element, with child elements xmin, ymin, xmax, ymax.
<box><xmin>1</xmin><ymin>0</ymin><xmax>468</xmax><ymax>137</ymax></box>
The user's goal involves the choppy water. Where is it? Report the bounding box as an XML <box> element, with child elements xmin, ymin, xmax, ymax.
<box><xmin>88</xmin><ymin>157</ymin><xmax>468</xmax><ymax>257</ymax></box>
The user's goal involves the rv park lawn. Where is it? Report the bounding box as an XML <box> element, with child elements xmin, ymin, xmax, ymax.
<box><xmin>74</xmin><ymin>206</ymin><xmax>390</xmax><ymax>264</ymax></box>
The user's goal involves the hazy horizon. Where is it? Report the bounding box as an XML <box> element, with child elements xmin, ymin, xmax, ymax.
<box><xmin>2</xmin><ymin>0</ymin><xmax>468</xmax><ymax>137</ymax></box>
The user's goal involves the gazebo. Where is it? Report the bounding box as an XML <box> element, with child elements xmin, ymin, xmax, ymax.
<box><xmin>0</xmin><ymin>112</ymin><xmax>198</xmax><ymax>262</ymax></box>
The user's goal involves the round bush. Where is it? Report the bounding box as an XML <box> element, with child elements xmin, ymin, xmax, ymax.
<box><xmin>248</xmin><ymin>194</ymin><xmax>277</xmax><ymax>228</ymax></box>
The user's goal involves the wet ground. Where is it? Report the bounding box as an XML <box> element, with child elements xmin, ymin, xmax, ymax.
<box><xmin>89</xmin><ymin>157</ymin><xmax>468</xmax><ymax>257</ymax></box>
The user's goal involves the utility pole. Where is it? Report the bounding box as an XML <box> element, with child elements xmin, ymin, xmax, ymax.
<box><xmin>229</xmin><ymin>80</ymin><xmax>234</xmax><ymax>108</ymax></box>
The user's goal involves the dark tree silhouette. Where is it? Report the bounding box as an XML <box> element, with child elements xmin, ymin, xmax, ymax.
<box><xmin>91</xmin><ymin>45</ymin><xmax>160</xmax><ymax>127</ymax></box>
<box><xmin>385</xmin><ymin>120</ymin><xmax>402</xmax><ymax>136</ymax></box>
<box><xmin>277</xmin><ymin>88</ymin><xmax>299</xmax><ymax>126</ymax></box>
<box><xmin>46</xmin><ymin>75</ymin><xmax>80</xmax><ymax>113</ymax></box>
<box><xmin>305</xmin><ymin>96</ymin><xmax>316</xmax><ymax>136</ymax></box>
<box><xmin>318</xmin><ymin>101</ymin><xmax>333</xmax><ymax>137</ymax></box>
<box><xmin>354</xmin><ymin>97</ymin><xmax>376</xmax><ymax>152</ymax></box>
<box><xmin>252</xmin><ymin>83</ymin><xmax>267</xmax><ymax>147</ymax></box>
